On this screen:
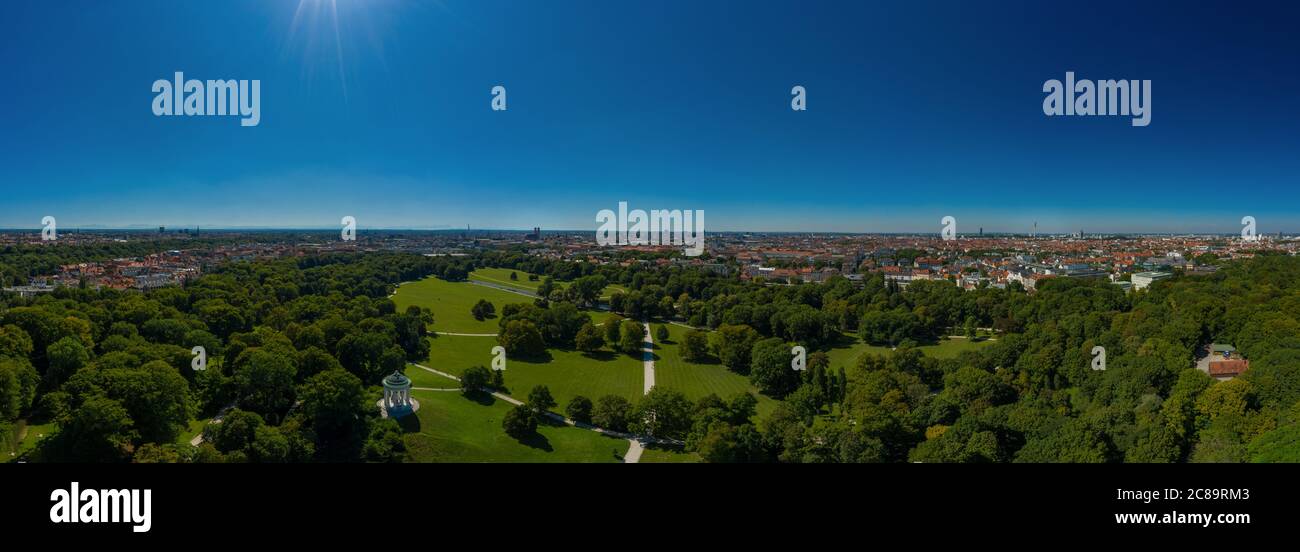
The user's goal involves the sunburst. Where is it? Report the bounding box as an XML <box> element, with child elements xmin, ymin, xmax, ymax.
<box><xmin>282</xmin><ymin>0</ymin><xmax>397</xmax><ymax>101</ymax></box>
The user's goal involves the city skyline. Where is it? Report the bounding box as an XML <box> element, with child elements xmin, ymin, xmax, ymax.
<box><xmin>3</xmin><ymin>1</ymin><xmax>1299</xmax><ymax>232</ymax></box>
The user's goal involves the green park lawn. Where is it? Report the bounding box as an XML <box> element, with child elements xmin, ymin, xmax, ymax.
<box><xmin>3</xmin><ymin>419</ymin><xmax>56</xmax><ymax>458</ymax></box>
<box><xmin>400</xmin><ymin>388</ymin><xmax>629</xmax><ymax>462</ymax></box>
<box><xmin>824</xmin><ymin>334</ymin><xmax>994</xmax><ymax>370</ymax></box>
<box><xmin>638</xmin><ymin>444</ymin><xmax>701</xmax><ymax>463</ymax></box>
<box><xmin>468</xmin><ymin>268</ymin><xmax>547</xmax><ymax>292</ymax></box>
<box><xmin>419</xmin><ymin>333</ymin><xmax>644</xmax><ymax>409</ymax></box>
<box><xmin>415</xmin><ymin>321</ymin><xmax>792</xmax><ymax>423</ymax></box>
<box><xmin>177</xmin><ymin>418</ymin><xmax>209</xmax><ymax>445</ymax></box>
<box><xmin>396</xmin><ymin>275</ymin><xmax>643</xmax><ymax>410</ymax></box>
<box><xmin>393</xmin><ymin>275</ymin><xmax>605</xmax><ymax>336</ymax></box>
<box><xmin>391</xmin><ymin>276</ymin><xmax>540</xmax><ymax>334</ymax></box>
<box><xmin>397</xmin><ymin>275</ymin><xmax>988</xmax><ymax>428</ymax></box>
<box><xmin>652</xmin><ymin>323</ymin><xmax>779</xmax><ymax>420</ymax></box>
<box><xmin>9</xmin><ymin>417</ymin><xmax>208</xmax><ymax>458</ymax></box>
<box><xmin>469</xmin><ymin>268</ymin><xmax>627</xmax><ymax>299</ymax></box>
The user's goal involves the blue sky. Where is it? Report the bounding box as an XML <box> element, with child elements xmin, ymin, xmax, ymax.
<box><xmin>1</xmin><ymin>0</ymin><xmax>1298</xmax><ymax>233</ymax></box>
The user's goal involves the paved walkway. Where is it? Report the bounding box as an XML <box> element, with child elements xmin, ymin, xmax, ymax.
<box><xmin>622</xmin><ymin>321</ymin><xmax>658</xmax><ymax>462</ymax></box>
<box><xmin>387</xmin><ymin>281</ymin><xmax>411</xmax><ymax>299</ymax></box>
<box><xmin>624</xmin><ymin>440</ymin><xmax>645</xmax><ymax>463</ymax></box>
<box><xmin>642</xmin><ymin>321</ymin><xmax>655</xmax><ymax>395</ymax></box>
<box><xmin>469</xmin><ymin>278</ymin><xmax>606</xmax><ymax>311</ymax></box>
<box><xmin>470</xmin><ymin>279</ymin><xmax>539</xmax><ymax>298</ymax></box>
<box><xmin>188</xmin><ymin>402</ymin><xmax>238</xmax><ymax>446</ymax></box>
<box><xmin>409</xmin><ymin>363</ymin><xmax>526</xmax><ymax>407</ymax></box>
<box><xmin>472</xmin><ymin>274</ymin><xmax>541</xmax><ymax>290</ymax></box>
<box><xmin>1194</xmin><ymin>345</ymin><xmax>1214</xmax><ymax>375</ymax></box>
<box><xmin>407</xmin><ymin>362</ymin><xmax>680</xmax><ymax>463</ymax></box>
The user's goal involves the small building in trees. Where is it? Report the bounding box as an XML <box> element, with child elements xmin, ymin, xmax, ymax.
<box><xmin>1209</xmin><ymin>359</ymin><xmax>1248</xmax><ymax>381</ymax></box>
<box><xmin>1210</xmin><ymin>343</ymin><xmax>1237</xmax><ymax>359</ymax></box>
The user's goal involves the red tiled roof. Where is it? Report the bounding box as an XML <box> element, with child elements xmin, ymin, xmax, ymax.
<box><xmin>1209</xmin><ymin>360</ymin><xmax>1249</xmax><ymax>377</ymax></box>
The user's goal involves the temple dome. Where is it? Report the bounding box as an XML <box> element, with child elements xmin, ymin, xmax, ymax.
<box><xmin>383</xmin><ymin>371</ymin><xmax>412</xmax><ymax>389</ymax></box>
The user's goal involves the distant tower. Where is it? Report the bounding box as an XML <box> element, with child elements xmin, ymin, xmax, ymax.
<box><xmin>159</xmin><ymin>226</ymin><xmax>165</xmax><ymax>234</ymax></box>
<box><xmin>979</xmin><ymin>227</ymin><xmax>983</xmax><ymax>237</ymax></box>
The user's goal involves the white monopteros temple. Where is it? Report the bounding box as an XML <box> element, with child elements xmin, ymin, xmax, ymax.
<box><xmin>377</xmin><ymin>370</ymin><xmax>419</xmax><ymax>418</ymax></box>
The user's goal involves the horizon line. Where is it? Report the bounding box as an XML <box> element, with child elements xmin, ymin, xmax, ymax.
<box><xmin>0</xmin><ymin>226</ymin><xmax>1292</xmax><ymax>237</ymax></box>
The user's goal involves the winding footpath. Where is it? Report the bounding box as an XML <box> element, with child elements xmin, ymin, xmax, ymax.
<box><xmin>408</xmin><ymin>349</ymin><xmax>675</xmax><ymax>464</ymax></box>
<box><xmin>624</xmin><ymin>440</ymin><xmax>645</xmax><ymax>463</ymax></box>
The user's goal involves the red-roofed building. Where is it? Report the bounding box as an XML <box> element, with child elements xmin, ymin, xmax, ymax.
<box><xmin>1209</xmin><ymin>359</ymin><xmax>1249</xmax><ymax>381</ymax></box>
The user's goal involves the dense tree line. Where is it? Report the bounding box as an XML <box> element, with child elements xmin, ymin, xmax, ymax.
<box><xmin>571</xmin><ymin>252</ymin><xmax>1300</xmax><ymax>462</ymax></box>
<box><xmin>0</xmin><ymin>250</ymin><xmax>476</xmax><ymax>462</ymax></box>
<box><xmin>686</xmin><ymin>257</ymin><xmax>1300</xmax><ymax>463</ymax></box>
<box><xmin>8</xmin><ymin>241</ymin><xmax>1300</xmax><ymax>463</ymax></box>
